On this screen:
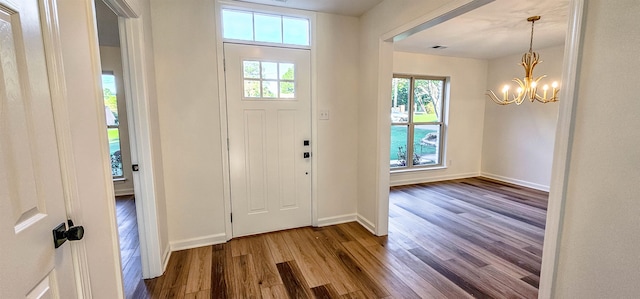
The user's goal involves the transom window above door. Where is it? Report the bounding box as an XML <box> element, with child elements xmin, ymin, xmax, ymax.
<box><xmin>222</xmin><ymin>9</ymin><xmax>310</xmax><ymax>47</ymax></box>
<box><xmin>243</xmin><ymin>60</ymin><xmax>296</xmax><ymax>99</ymax></box>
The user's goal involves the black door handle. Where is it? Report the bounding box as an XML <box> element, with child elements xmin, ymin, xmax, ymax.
<box><xmin>303</xmin><ymin>152</ymin><xmax>311</xmax><ymax>158</ymax></box>
<box><xmin>53</xmin><ymin>219</ymin><xmax>85</xmax><ymax>248</ymax></box>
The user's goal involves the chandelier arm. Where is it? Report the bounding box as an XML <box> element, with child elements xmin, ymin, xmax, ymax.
<box><xmin>485</xmin><ymin>90</ymin><xmax>515</xmax><ymax>105</ymax></box>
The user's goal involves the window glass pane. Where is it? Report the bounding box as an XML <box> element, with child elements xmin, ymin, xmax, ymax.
<box><xmin>280</xmin><ymin>82</ymin><xmax>295</xmax><ymax>98</ymax></box>
<box><xmin>413</xmin><ymin>79</ymin><xmax>443</xmax><ymax>122</ymax></box>
<box><xmin>279</xmin><ymin>63</ymin><xmax>295</xmax><ymax>80</ymax></box>
<box><xmin>413</xmin><ymin>124</ymin><xmax>440</xmax><ymax>166</ymax></box>
<box><xmin>243</xmin><ymin>61</ymin><xmax>260</xmax><ymax>78</ymax></box>
<box><xmin>262</xmin><ymin>81</ymin><xmax>278</xmax><ymax>98</ymax></box>
<box><xmin>102</xmin><ymin>74</ymin><xmax>118</xmax><ymax>126</ymax></box>
<box><xmin>261</xmin><ymin>62</ymin><xmax>278</xmax><ymax>79</ymax></box>
<box><xmin>108</xmin><ymin>128</ymin><xmax>123</xmax><ymax>177</ymax></box>
<box><xmin>391</xmin><ymin>77</ymin><xmax>409</xmax><ymax>123</ymax></box>
<box><xmin>222</xmin><ymin>10</ymin><xmax>254</xmax><ymax>40</ymax></box>
<box><xmin>390</xmin><ymin>125</ymin><xmax>408</xmax><ymax>168</ymax></box>
<box><xmin>254</xmin><ymin>14</ymin><xmax>282</xmax><ymax>43</ymax></box>
<box><xmin>282</xmin><ymin>17</ymin><xmax>309</xmax><ymax>45</ymax></box>
<box><xmin>244</xmin><ymin>80</ymin><xmax>261</xmax><ymax>97</ymax></box>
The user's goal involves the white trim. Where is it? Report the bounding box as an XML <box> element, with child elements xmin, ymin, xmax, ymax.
<box><xmin>40</xmin><ymin>0</ymin><xmax>92</xmax><ymax>297</ymax></box>
<box><xmin>170</xmin><ymin>233</ymin><xmax>228</xmax><ymax>252</ymax></box>
<box><xmin>118</xmin><ymin>15</ymin><xmax>163</xmax><ymax>279</ymax></box>
<box><xmin>215</xmin><ymin>0</ymin><xmax>318</xmax><ymax>239</ymax></box>
<box><xmin>114</xmin><ymin>187</ymin><xmax>135</xmax><ymax>196</ymax></box>
<box><xmin>214</xmin><ymin>1</ymin><xmax>233</xmax><ymax>241</ymax></box>
<box><xmin>356</xmin><ymin>214</ymin><xmax>376</xmax><ymax>235</ymax></box>
<box><xmin>539</xmin><ymin>0</ymin><xmax>585</xmax><ymax>297</ymax></box>
<box><xmin>391</xmin><ymin>172</ymin><xmax>480</xmax><ymax>187</ymax></box>
<box><xmin>161</xmin><ymin>245</ymin><xmax>171</xmax><ymax>274</ymax></box>
<box><xmin>317</xmin><ymin>214</ymin><xmax>357</xmax><ymax>227</ymax></box>
<box><xmin>480</xmin><ymin>173</ymin><xmax>550</xmax><ymax>192</ymax></box>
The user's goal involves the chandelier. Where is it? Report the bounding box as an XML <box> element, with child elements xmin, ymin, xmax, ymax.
<box><xmin>486</xmin><ymin>16</ymin><xmax>559</xmax><ymax>105</ymax></box>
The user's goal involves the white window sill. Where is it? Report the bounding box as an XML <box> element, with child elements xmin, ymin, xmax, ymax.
<box><xmin>391</xmin><ymin>165</ymin><xmax>447</xmax><ymax>174</ymax></box>
<box><xmin>113</xmin><ymin>177</ymin><xmax>127</xmax><ymax>182</ymax></box>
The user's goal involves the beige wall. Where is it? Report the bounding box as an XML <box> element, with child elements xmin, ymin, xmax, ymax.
<box><xmin>150</xmin><ymin>1</ymin><xmax>361</xmax><ymax>245</ymax></box>
<box><xmin>99</xmin><ymin>46</ymin><xmax>135</xmax><ymax>196</ymax></box>
<box><xmin>151</xmin><ymin>0</ymin><xmax>225</xmax><ymax>246</ymax></box>
<box><xmin>391</xmin><ymin>51</ymin><xmax>487</xmax><ymax>186</ymax></box>
<box><xmin>315</xmin><ymin>13</ymin><xmax>360</xmax><ymax>222</ymax></box>
<box><xmin>552</xmin><ymin>0</ymin><xmax>640</xmax><ymax>296</ymax></box>
<box><xmin>481</xmin><ymin>46</ymin><xmax>563</xmax><ymax>191</ymax></box>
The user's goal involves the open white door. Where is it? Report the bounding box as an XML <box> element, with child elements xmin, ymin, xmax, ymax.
<box><xmin>224</xmin><ymin>43</ymin><xmax>312</xmax><ymax>237</ymax></box>
<box><xmin>0</xmin><ymin>0</ymin><xmax>77</xmax><ymax>297</ymax></box>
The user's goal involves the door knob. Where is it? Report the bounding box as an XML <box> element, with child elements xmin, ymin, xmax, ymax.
<box><xmin>53</xmin><ymin>219</ymin><xmax>85</xmax><ymax>248</ymax></box>
<box><xmin>303</xmin><ymin>152</ymin><xmax>311</xmax><ymax>158</ymax></box>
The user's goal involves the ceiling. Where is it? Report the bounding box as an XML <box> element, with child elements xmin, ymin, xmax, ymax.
<box><xmin>233</xmin><ymin>0</ymin><xmax>383</xmax><ymax>17</ymax></box>
<box><xmin>95</xmin><ymin>0</ymin><xmax>120</xmax><ymax>47</ymax></box>
<box><xmin>95</xmin><ymin>0</ymin><xmax>569</xmax><ymax>60</ymax></box>
<box><xmin>394</xmin><ymin>0</ymin><xmax>570</xmax><ymax>60</ymax></box>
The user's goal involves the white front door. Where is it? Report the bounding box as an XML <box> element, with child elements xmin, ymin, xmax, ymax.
<box><xmin>0</xmin><ymin>0</ymin><xmax>77</xmax><ymax>297</ymax></box>
<box><xmin>224</xmin><ymin>43</ymin><xmax>312</xmax><ymax>237</ymax></box>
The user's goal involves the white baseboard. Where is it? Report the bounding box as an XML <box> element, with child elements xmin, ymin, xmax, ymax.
<box><xmin>161</xmin><ymin>245</ymin><xmax>171</xmax><ymax>274</ymax></box>
<box><xmin>169</xmin><ymin>233</ymin><xmax>227</xmax><ymax>252</ymax></box>
<box><xmin>390</xmin><ymin>172</ymin><xmax>479</xmax><ymax>187</ymax></box>
<box><xmin>481</xmin><ymin>172</ymin><xmax>550</xmax><ymax>192</ymax></box>
<box><xmin>356</xmin><ymin>214</ymin><xmax>376</xmax><ymax>235</ymax></box>
<box><xmin>114</xmin><ymin>187</ymin><xmax>134</xmax><ymax>196</ymax></box>
<box><xmin>317</xmin><ymin>214</ymin><xmax>357</xmax><ymax>227</ymax></box>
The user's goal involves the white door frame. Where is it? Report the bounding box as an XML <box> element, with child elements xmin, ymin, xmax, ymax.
<box><xmin>102</xmin><ymin>0</ymin><xmax>166</xmax><ymax>278</ymax></box>
<box><xmin>373</xmin><ymin>0</ymin><xmax>585</xmax><ymax>298</ymax></box>
<box><xmin>214</xmin><ymin>0</ymin><xmax>318</xmax><ymax>240</ymax></box>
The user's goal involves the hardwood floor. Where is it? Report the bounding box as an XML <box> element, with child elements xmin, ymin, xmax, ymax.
<box><xmin>116</xmin><ymin>195</ymin><xmax>143</xmax><ymax>299</ymax></box>
<box><xmin>130</xmin><ymin>177</ymin><xmax>547</xmax><ymax>298</ymax></box>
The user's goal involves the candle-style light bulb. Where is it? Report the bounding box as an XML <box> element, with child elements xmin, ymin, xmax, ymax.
<box><xmin>543</xmin><ymin>84</ymin><xmax>549</xmax><ymax>99</ymax></box>
<box><xmin>552</xmin><ymin>81</ymin><xmax>558</xmax><ymax>89</ymax></box>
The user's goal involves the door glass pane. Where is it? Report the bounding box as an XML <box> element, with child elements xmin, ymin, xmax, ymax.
<box><xmin>108</xmin><ymin>128</ymin><xmax>123</xmax><ymax>177</ymax></box>
<box><xmin>391</xmin><ymin>77</ymin><xmax>409</xmax><ymax>123</ymax></box>
<box><xmin>244</xmin><ymin>80</ymin><xmax>261</xmax><ymax>97</ymax></box>
<box><xmin>280</xmin><ymin>82</ymin><xmax>295</xmax><ymax>98</ymax></box>
<box><xmin>102</xmin><ymin>74</ymin><xmax>118</xmax><ymax>125</ymax></box>
<box><xmin>279</xmin><ymin>63</ymin><xmax>294</xmax><ymax>80</ymax></box>
<box><xmin>243</xmin><ymin>61</ymin><xmax>260</xmax><ymax>78</ymax></box>
<box><xmin>390</xmin><ymin>125</ymin><xmax>408</xmax><ymax>168</ymax></box>
<box><xmin>261</xmin><ymin>62</ymin><xmax>278</xmax><ymax>79</ymax></box>
<box><xmin>413</xmin><ymin>79</ymin><xmax>443</xmax><ymax>122</ymax></box>
<box><xmin>282</xmin><ymin>17</ymin><xmax>309</xmax><ymax>45</ymax></box>
<box><xmin>262</xmin><ymin>81</ymin><xmax>278</xmax><ymax>98</ymax></box>
<box><xmin>254</xmin><ymin>14</ymin><xmax>282</xmax><ymax>43</ymax></box>
<box><xmin>413</xmin><ymin>124</ymin><xmax>440</xmax><ymax>166</ymax></box>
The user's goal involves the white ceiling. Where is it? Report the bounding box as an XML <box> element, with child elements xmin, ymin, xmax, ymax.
<box><xmin>95</xmin><ymin>0</ymin><xmax>120</xmax><ymax>47</ymax></box>
<box><xmin>394</xmin><ymin>0</ymin><xmax>570</xmax><ymax>60</ymax></box>
<box><xmin>233</xmin><ymin>0</ymin><xmax>383</xmax><ymax>17</ymax></box>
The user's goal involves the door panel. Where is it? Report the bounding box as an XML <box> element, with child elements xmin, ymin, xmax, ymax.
<box><xmin>0</xmin><ymin>0</ymin><xmax>76</xmax><ymax>297</ymax></box>
<box><xmin>225</xmin><ymin>43</ymin><xmax>311</xmax><ymax>237</ymax></box>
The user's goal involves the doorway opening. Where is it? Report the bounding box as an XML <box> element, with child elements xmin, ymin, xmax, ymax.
<box><xmin>95</xmin><ymin>0</ymin><xmax>141</xmax><ymax>296</ymax></box>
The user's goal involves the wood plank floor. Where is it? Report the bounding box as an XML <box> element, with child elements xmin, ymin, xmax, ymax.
<box><xmin>130</xmin><ymin>177</ymin><xmax>547</xmax><ymax>298</ymax></box>
<box><xmin>116</xmin><ymin>195</ymin><xmax>143</xmax><ymax>299</ymax></box>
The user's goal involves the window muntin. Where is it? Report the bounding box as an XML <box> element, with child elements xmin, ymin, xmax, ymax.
<box><xmin>243</xmin><ymin>60</ymin><xmax>295</xmax><ymax>99</ymax></box>
<box><xmin>390</xmin><ymin>75</ymin><xmax>447</xmax><ymax>169</ymax></box>
<box><xmin>222</xmin><ymin>9</ymin><xmax>310</xmax><ymax>46</ymax></box>
<box><xmin>102</xmin><ymin>73</ymin><xmax>123</xmax><ymax>177</ymax></box>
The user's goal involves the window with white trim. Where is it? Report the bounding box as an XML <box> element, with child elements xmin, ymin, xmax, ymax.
<box><xmin>390</xmin><ymin>75</ymin><xmax>447</xmax><ymax>170</ymax></box>
<box><xmin>102</xmin><ymin>73</ymin><xmax>123</xmax><ymax>178</ymax></box>
<box><xmin>243</xmin><ymin>60</ymin><xmax>296</xmax><ymax>99</ymax></box>
<box><xmin>222</xmin><ymin>9</ymin><xmax>310</xmax><ymax>46</ymax></box>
